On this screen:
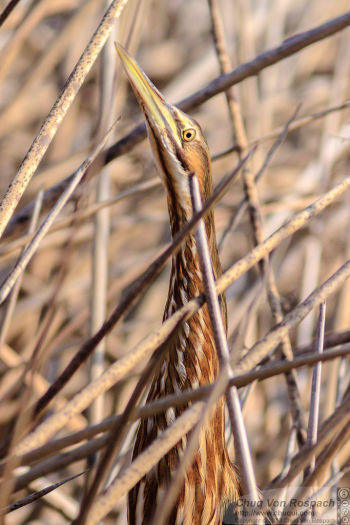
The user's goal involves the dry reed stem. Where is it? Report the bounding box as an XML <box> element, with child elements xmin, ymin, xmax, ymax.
<box><xmin>218</xmin><ymin>176</ymin><xmax>350</xmax><ymax>298</ymax></box>
<box><xmin>0</xmin><ymin>0</ymin><xmax>129</xmax><ymax>240</ymax></box>
<box><xmin>208</xmin><ymin>0</ymin><xmax>245</xmax><ymax>146</ymax></box>
<box><xmin>260</xmin><ymin>396</ymin><xmax>350</xmax><ymax>521</ymax></box>
<box><xmin>289</xmin><ymin>462</ymin><xmax>350</xmax><ymax>525</ymax></box>
<box><xmin>1</xmin><ymin>178</ymin><xmax>159</xmax><ymax>258</ymax></box>
<box><xmin>0</xmin><ymin>344</ymin><xmax>85</xmax><ymax>429</ymax></box>
<box><xmin>12</xmin><ymin>172</ymin><xmax>349</xmax><ymax>458</ymax></box>
<box><xmin>305</xmin><ymin>425</ymin><xmax>350</xmax><ymax>491</ymax></box>
<box><xmin>149</xmin><ymin>372</ymin><xmax>233</xmax><ymax>525</ymax></box>
<box><xmin>212</xmin><ymin>99</ymin><xmax>350</xmax><ymax>161</ymax></box>
<box><xmin>75</xmin><ymin>317</ymin><xmax>188</xmax><ymax>522</ymax></box>
<box><xmin>24</xmin><ymin>477</ymin><xmax>79</xmax><ymax>520</ymax></box>
<box><xmin>3</xmin><ymin>470</ymin><xmax>85</xmax><ymax>515</ymax></box>
<box><xmin>190</xmin><ymin>174</ymin><xmax>259</xmax><ymax>500</ymax></box>
<box><xmin>219</xmin><ymin>105</ymin><xmax>300</xmax><ymax>249</ymax></box>
<box><xmin>1</xmin><ymin>5</ymin><xmax>350</xmax><ymax>520</ymax></box>
<box><xmin>0</xmin><ymin>0</ymin><xmax>78</xmax><ymax>84</ymax></box>
<box><xmin>4</xmin><ymin>97</ymin><xmax>348</xmax><ymax>243</ymax></box>
<box><xmin>267</xmin><ymin>394</ymin><xmax>350</xmax><ymax>493</ymax></box>
<box><xmin>0</xmin><ymin>126</ymin><xmax>115</xmax><ymax>304</ymax></box>
<box><xmin>88</xmin><ymin>2</ymin><xmax>116</xmax><ymax>453</ymax></box>
<box><xmin>0</xmin><ymin>190</ymin><xmax>43</xmax><ymax>354</ymax></box>
<box><xmin>11</xmin><ymin>439</ymin><xmax>107</xmax><ymax>493</ymax></box>
<box><xmin>275</xmin><ymin>423</ymin><xmax>350</xmax><ymax>525</ymax></box>
<box><xmin>306</xmin><ymin>302</ymin><xmax>326</xmax><ymax>473</ymax></box>
<box><xmin>149</xmin><ymin>174</ymin><xmax>258</xmax><ymax>525</ymax></box>
<box><xmin>104</xmin><ymin>11</ymin><xmax>350</xmax><ymax>165</ymax></box>
<box><xmin>0</xmin><ymin>0</ymin><xmax>101</xmax><ymax>138</ymax></box>
<box><xmin>29</xmin><ymin>151</ymin><xmax>251</xmax><ymax>420</ymax></box>
<box><xmin>0</xmin><ymin>347</ymin><xmax>348</xmax><ymax>513</ymax></box>
<box><xmin>234</xmin><ymin>259</ymin><xmax>350</xmax><ymax>375</ymax></box>
<box><xmin>3</xmin><ymin>7</ymin><xmax>346</xmax><ymax>242</ymax></box>
<box><xmin>296</xmin><ymin>329</ymin><xmax>350</xmax><ymax>355</ymax></box>
<box><xmin>0</xmin><ymin>190</ymin><xmax>44</xmax><ymax>520</ymax></box>
<box><xmin>5</xmin><ymin>343</ymin><xmax>350</xmax><ymax>475</ymax></box>
<box><xmin>86</xmin><ymin>402</ymin><xmax>205</xmax><ymax>525</ymax></box>
<box><xmin>208</xmin><ymin>0</ymin><xmax>306</xmax><ymax>445</ymax></box>
<box><xmin>0</xmin><ymin>0</ymin><xmax>22</xmax><ymax>27</ymax></box>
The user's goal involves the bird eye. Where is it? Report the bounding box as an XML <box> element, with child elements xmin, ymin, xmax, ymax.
<box><xmin>182</xmin><ymin>128</ymin><xmax>196</xmax><ymax>142</ymax></box>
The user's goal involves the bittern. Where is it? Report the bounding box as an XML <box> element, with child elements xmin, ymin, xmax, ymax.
<box><xmin>117</xmin><ymin>44</ymin><xmax>241</xmax><ymax>525</ymax></box>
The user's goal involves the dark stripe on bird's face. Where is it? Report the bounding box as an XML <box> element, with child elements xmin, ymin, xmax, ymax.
<box><xmin>173</xmin><ymin>139</ymin><xmax>190</xmax><ymax>175</ymax></box>
<box><xmin>145</xmin><ymin>115</ymin><xmax>183</xmax><ymax>234</ymax></box>
<box><xmin>150</xmin><ymin>113</ymin><xmax>191</xmax><ymax>178</ymax></box>
<box><xmin>143</xmin><ymin>100</ymin><xmax>199</xmax><ymax>177</ymax></box>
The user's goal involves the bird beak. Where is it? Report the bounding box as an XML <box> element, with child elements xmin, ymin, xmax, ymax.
<box><xmin>115</xmin><ymin>43</ymin><xmax>181</xmax><ymax>146</ymax></box>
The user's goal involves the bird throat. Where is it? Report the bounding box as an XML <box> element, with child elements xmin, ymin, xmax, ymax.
<box><xmin>161</xmin><ymin>210</ymin><xmax>225</xmax><ymax>394</ymax></box>
<box><xmin>128</xmin><ymin>191</ymin><xmax>237</xmax><ymax>525</ymax></box>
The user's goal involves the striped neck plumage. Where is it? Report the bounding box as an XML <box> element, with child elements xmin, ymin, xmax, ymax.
<box><xmin>164</xmin><ymin>211</ymin><xmax>223</xmax><ymax>316</ymax></box>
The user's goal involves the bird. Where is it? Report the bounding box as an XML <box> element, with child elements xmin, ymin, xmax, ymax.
<box><xmin>116</xmin><ymin>44</ymin><xmax>241</xmax><ymax>525</ymax></box>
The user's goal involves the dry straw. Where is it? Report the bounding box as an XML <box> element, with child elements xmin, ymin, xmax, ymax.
<box><xmin>1</xmin><ymin>1</ymin><xmax>350</xmax><ymax>522</ymax></box>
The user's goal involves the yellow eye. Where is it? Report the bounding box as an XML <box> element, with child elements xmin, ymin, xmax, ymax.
<box><xmin>182</xmin><ymin>128</ymin><xmax>196</xmax><ymax>142</ymax></box>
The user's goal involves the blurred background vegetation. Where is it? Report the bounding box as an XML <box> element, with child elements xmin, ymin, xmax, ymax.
<box><xmin>0</xmin><ymin>0</ymin><xmax>349</xmax><ymax>523</ymax></box>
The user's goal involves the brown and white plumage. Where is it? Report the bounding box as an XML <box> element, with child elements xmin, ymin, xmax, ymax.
<box><xmin>116</xmin><ymin>44</ymin><xmax>241</xmax><ymax>525</ymax></box>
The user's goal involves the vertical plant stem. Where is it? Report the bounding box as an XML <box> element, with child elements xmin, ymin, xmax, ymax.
<box><xmin>88</xmin><ymin>0</ymin><xmax>116</xmax><ymax>444</ymax></box>
<box><xmin>208</xmin><ymin>0</ymin><xmax>306</xmax><ymax>444</ymax></box>
<box><xmin>0</xmin><ymin>190</ymin><xmax>43</xmax><ymax>354</ymax></box>
<box><xmin>0</xmin><ymin>129</ymin><xmax>114</xmax><ymax>304</ymax></box>
<box><xmin>306</xmin><ymin>301</ymin><xmax>326</xmax><ymax>473</ymax></box>
<box><xmin>189</xmin><ymin>174</ymin><xmax>260</xmax><ymax>501</ymax></box>
<box><xmin>0</xmin><ymin>0</ymin><xmax>128</xmax><ymax>241</ymax></box>
<box><xmin>0</xmin><ymin>189</ymin><xmax>44</xmax><ymax>521</ymax></box>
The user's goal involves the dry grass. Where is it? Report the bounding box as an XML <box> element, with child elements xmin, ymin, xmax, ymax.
<box><xmin>0</xmin><ymin>0</ymin><xmax>349</xmax><ymax>523</ymax></box>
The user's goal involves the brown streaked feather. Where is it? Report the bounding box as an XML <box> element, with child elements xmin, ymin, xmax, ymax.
<box><xmin>116</xmin><ymin>45</ymin><xmax>241</xmax><ymax>525</ymax></box>
<box><xmin>128</xmin><ymin>230</ymin><xmax>240</xmax><ymax>524</ymax></box>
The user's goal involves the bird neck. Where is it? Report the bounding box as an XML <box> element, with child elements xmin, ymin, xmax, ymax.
<box><xmin>164</xmin><ymin>205</ymin><xmax>225</xmax><ymax>325</ymax></box>
<box><xmin>160</xmin><ymin>209</ymin><xmax>226</xmax><ymax>393</ymax></box>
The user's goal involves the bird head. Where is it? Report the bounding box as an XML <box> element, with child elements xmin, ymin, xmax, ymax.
<box><xmin>116</xmin><ymin>43</ymin><xmax>212</xmax><ymax>233</ymax></box>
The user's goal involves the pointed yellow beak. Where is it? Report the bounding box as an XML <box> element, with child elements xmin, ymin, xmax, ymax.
<box><xmin>115</xmin><ymin>43</ymin><xmax>181</xmax><ymax>146</ymax></box>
